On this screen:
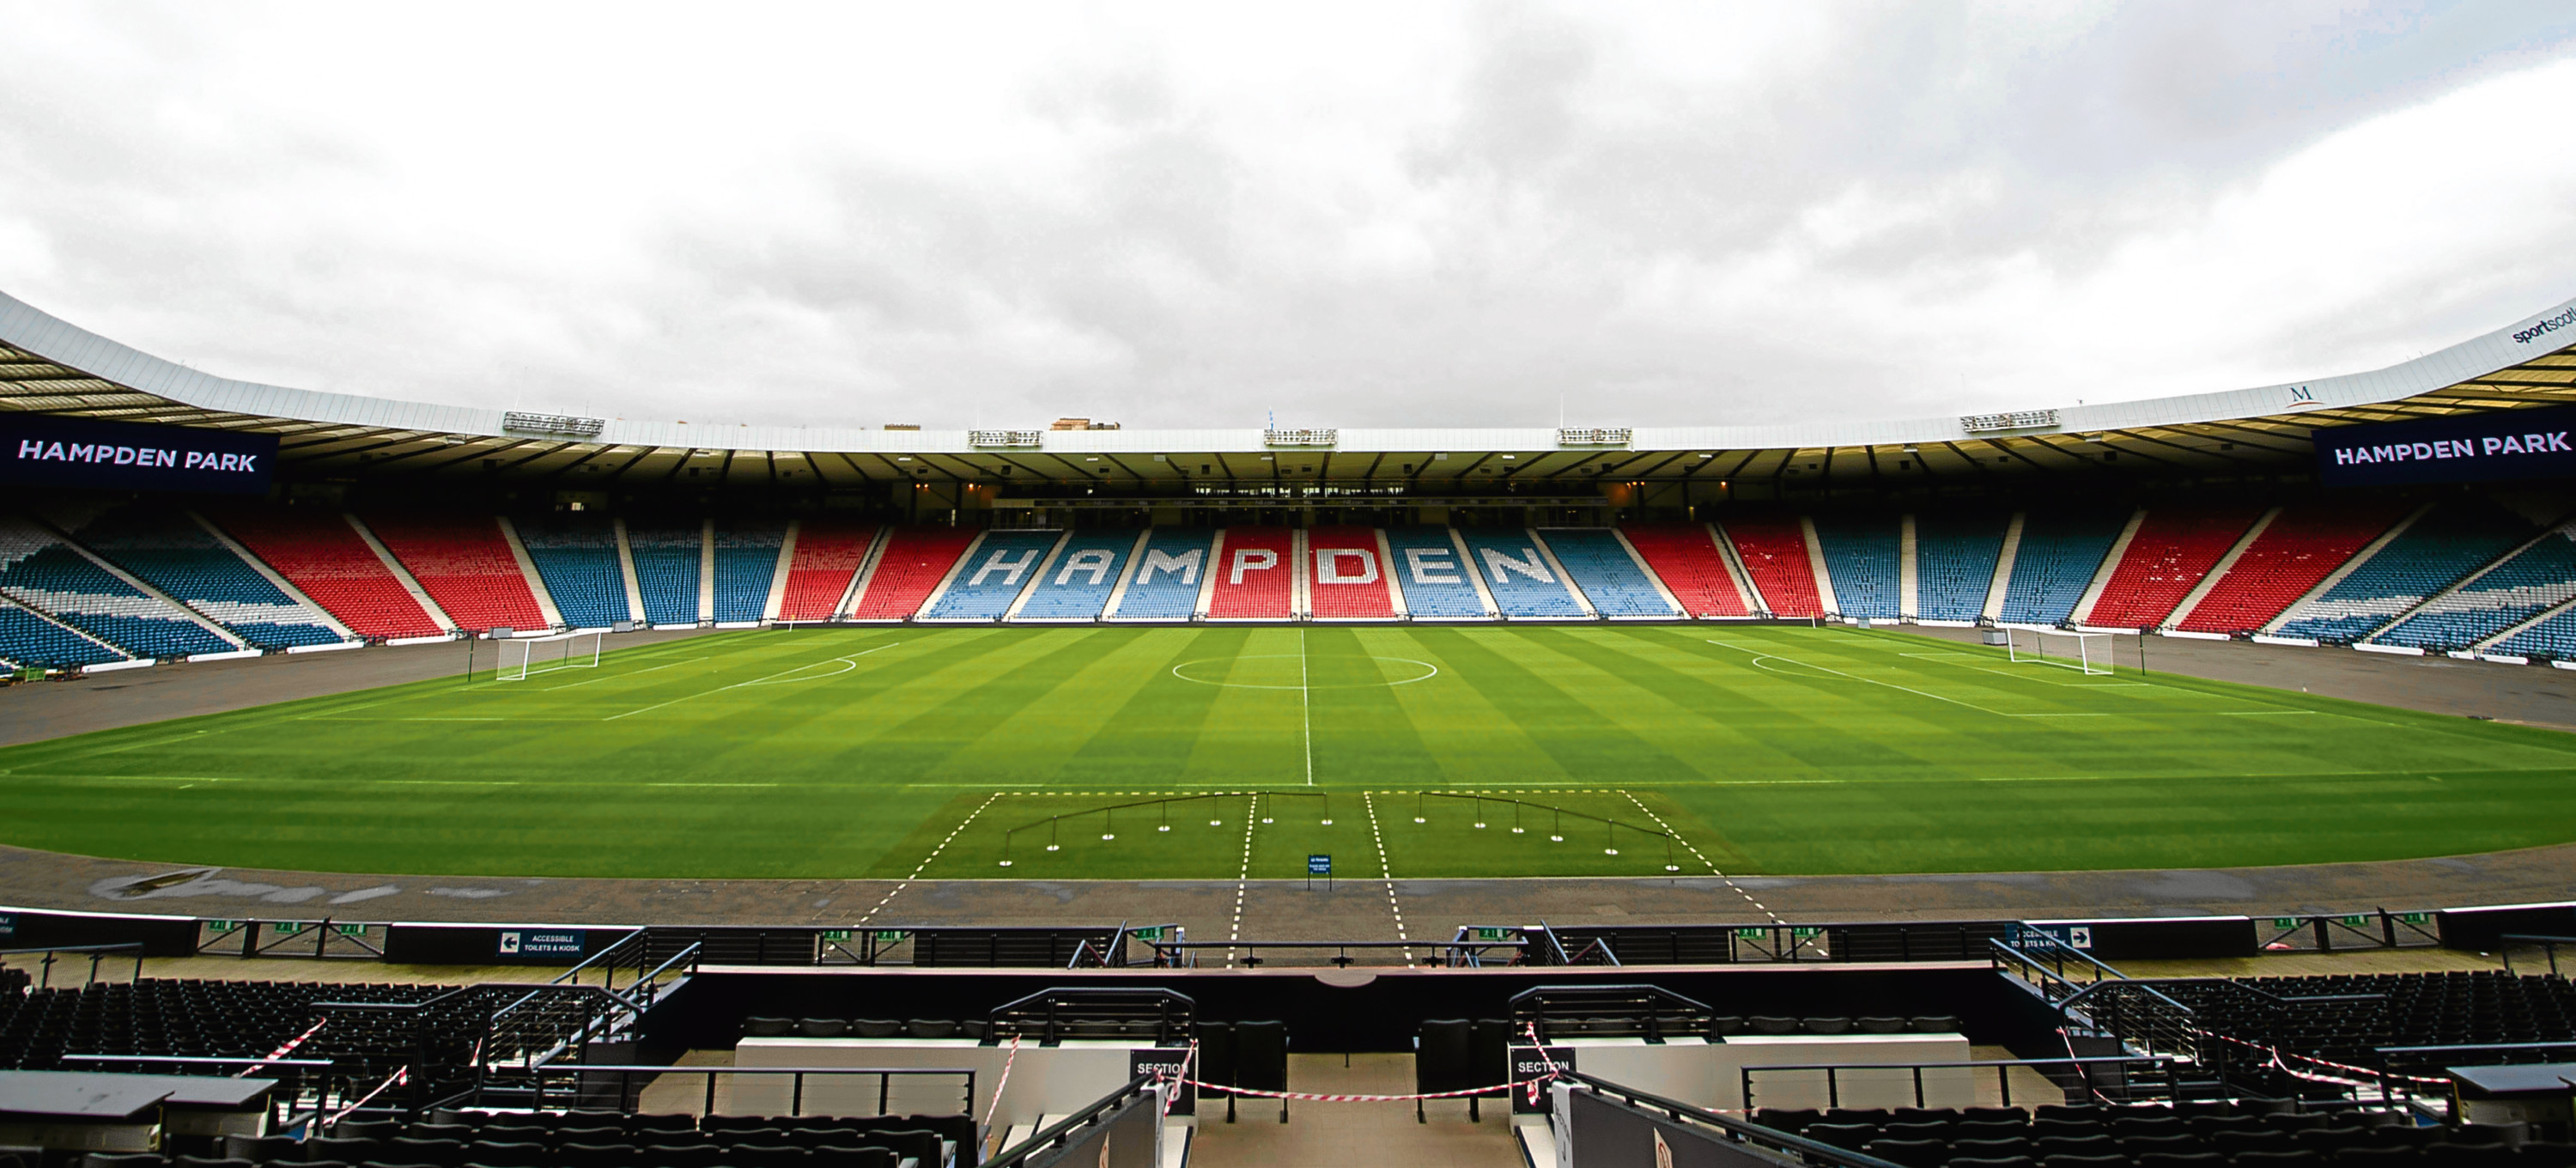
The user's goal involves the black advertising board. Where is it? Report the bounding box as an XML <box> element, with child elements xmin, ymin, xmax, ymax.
<box><xmin>0</xmin><ymin>414</ymin><xmax>277</xmax><ymax>495</ymax></box>
<box><xmin>1563</xmin><ymin>1087</ymin><xmax>1783</xmax><ymax>1168</ymax></box>
<box><xmin>2315</xmin><ymin>404</ymin><xmax>2576</xmax><ymax>487</ymax></box>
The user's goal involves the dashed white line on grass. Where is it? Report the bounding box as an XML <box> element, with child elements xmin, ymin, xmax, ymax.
<box><xmin>860</xmin><ymin>788</ymin><xmax>1000</xmax><ymax>925</ymax></box>
<box><xmin>1619</xmin><ymin>788</ymin><xmax>1781</xmax><ymax>926</ymax></box>
<box><xmin>1361</xmin><ymin>792</ymin><xmax>1413</xmax><ymax>964</ymax></box>
<box><xmin>541</xmin><ymin>655</ymin><xmax>709</xmax><ymax>690</ymax></box>
<box><xmin>1227</xmin><ymin>793</ymin><xmax>1261</xmax><ymax>969</ymax></box>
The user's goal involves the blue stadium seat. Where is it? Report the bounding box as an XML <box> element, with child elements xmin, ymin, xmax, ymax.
<box><xmin>922</xmin><ymin>531</ymin><xmax>1063</xmax><ymax>620</ymax></box>
<box><xmin>1109</xmin><ymin>529</ymin><xmax>1213</xmax><ymax>619</ymax></box>
<box><xmin>1537</xmin><ymin>530</ymin><xmax>1676</xmax><ymax>617</ymax></box>
<box><xmin>2497</xmin><ymin>605</ymin><xmax>2576</xmax><ymax>660</ymax></box>
<box><xmin>711</xmin><ymin>520</ymin><xmax>787</xmax><ymax>623</ymax></box>
<box><xmin>1914</xmin><ymin>513</ymin><xmax>2008</xmax><ymax>622</ymax></box>
<box><xmin>1012</xmin><ymin>531</ymin><xmax>1139</xmax><ymax>621</ymax></box>
<box><xmin>2373</xmin><ymin>522</ymin><xmax>2576</xmax><ymax>651</ymax></box>
<box><xmin>626</xmin><ymin>522</ymin><xmax>703</xmax><ymax>625</ymax></box>
<box><xmin>1811</xmin><ymin>516</ymin><xmax>1899</xmax><ymax>620</ymax></box>
<box><xmin>0</xmin><ymin>600</ymin><xmax>126</xmax><ymax>668</ymax></box>
<box><xmin>0</xmin><ymin>518</ymin><xmax>231</xmax><ymax>659</ymax></box>
<box><xmin>64</xmin><ymin>506</ymin><xmax>343</xmax><ymax>648</ymax></box>
<box><xmin>1460</xmin><ymin>529</ymin><xmax>1585</xmax><ymax>617</ymax></box>
<box><xmin>1384</xmin><ymin>527</ymin><xmax>1488</xmax><ymax>618</ymax></box>
<box><xmin>515</xmin><ymin>515</ymin><xmax>629</xmax><ymax>629</ymax></box>
<box><xmin>2277</xmin><ymin>502</ymin><xmax>2535</xmax><ymax>642</ymax></box>
<box><xmin>1996</xmin><ymin>510</ymin><xmax>2126</xmax><ymax>625</ymax></box>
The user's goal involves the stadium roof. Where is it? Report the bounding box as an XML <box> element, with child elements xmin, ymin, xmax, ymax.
<box><xmin>3</xmin><ymin>287</ymin><xmax>2573</xmax><ymax>489</ymax></box>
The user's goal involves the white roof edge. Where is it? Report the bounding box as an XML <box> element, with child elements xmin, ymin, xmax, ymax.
<box><xmin>5</xmin><ymin>287</ymin><xmax>2573</xmax><ymax>456</ymax></box>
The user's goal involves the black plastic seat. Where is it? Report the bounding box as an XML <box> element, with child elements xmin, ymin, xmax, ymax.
<box><xmin>555</xmin><ymin>1144</ymin><xmax>635</xmax><ymax>1168</ymax></box>
<box><xmin>84</xmin><ymin>1157</ymin><xmax>166</xmax><ymax>1168</ymax></box>
<box><xmin>2135</xmin><ymin>1155</ymin><xmax>2227</xmax><ymax>1168</ymax></box>
<box><xmin>741</xmin><ymin>1016</ymin><xmax>795</xmax><ymax>1037</ymax></box>
<box><xmin>1856</xmin><ymin>1016</ymin><xmax>1910</xmax><ymax>1033</ymax></box>
<box><xmin>1865</xmin><ymin>1140</ymin><xmax>1947</xmax><ymax>1168</ymax></box>
<box><xmin>1885</xmin><ymin>1122</ymin><xmax>1955</xmax><ymax>1142</ymax></box>
<box><xmin>848</xmin><ymin>1019</ymin><xmax>903</xmax><ymax>1037</ymax></box>
<box><xmin>810</xmin><ymin>1148</ymin><xmax>895</xmax><ymax>1168</ymax></box>
<box><xmin>2118</xmin><ymin>1136</ymin><xmax>2201</xmax><ymax>1157</ymax></box>
<box><xmin>1945</xmin><ymin>1159</ymin><xmax>2035</xmax><ymax>1168</ymax></box>
<box><xmin>1752</xmin><ymin>1109</ymin><xmax>1821</xmax><ymax>1134</ymax></box>
<box><xmin>2033</xmin><ymin>1135</ymin><xmax>2117</xmax><ymax>1159</ymax></box>
<box><xmin>1746</xmin><ymin>1015</ymin><xmax>1797</xmax><ymax>1035</ymax></box>
<box><xmin>1806</xmin><ymin>1124</ymin><xmax>1880</xmax><ymax>1150</ymax></box>
<box><xmin>906</xmin><ymin>1019</ymin><xmax>957</xmax><ymax>1039</ymax></box>
<box><xmin>795</xmin><ymin>1018</ymin><xmax>848</xmax><ymax>1038</ymax></box>
<box><xmin>1801</xmin><ymin>1016</ymin><xmax>1853</xmax><ymax>1034</ymax></box>
<box><xmin>1951</xmin><ymin>1139</ymin><xmax>2032</xmax><ymax>1161</ymax></box>
<box><xmin>224</xmin><ymin>1137</ymin><xmax>301</xmax><ymax>1164</ymax></box>
<box><xmin>455</xmin><ymin>1143</ymin><xmax>545</xmax><ymax>1168</ymax></box>
<box><xmin>2235</xmin><ymin>1152</ymin><xmax>2324</xmax><ymax>1168</ymax></box>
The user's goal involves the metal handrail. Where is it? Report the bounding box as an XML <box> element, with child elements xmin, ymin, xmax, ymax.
<box><xmin>1562</xmin><ymin>1069</ymin><xmax>1906</xmax><ymax>1168</ymax></box>
<box><xmin>511</xmin><ymin>1062</ymin><xmax>977</xmax><ymax>1119</ymax></box>
<box><xmin>550</xmin><ymin>928</ymin><xmax>647</xmax><ymax>987</ymax></box>
<box><xmin>2500</xmin><ymin>934</ymin><xmax>2576</xmax><ymax>977</ymax></box>
<box><xmin>983</xmin><ymin>1074</ymin><xmax>1154</xmax><ymax>1168</ymax></box>
<box><xmin>0</xmin><ymin>942</ymin><xmax>146</xmax><ymax>988</ymax></box>
<box><xmin>1739</xmin><ymin>1054</ymin><xmax>2185</xmax><ymax>1110</ymax></box>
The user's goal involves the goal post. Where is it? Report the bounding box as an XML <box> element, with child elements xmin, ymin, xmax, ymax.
<box><xmin>2004</xmin><ymin>627</ymin><xmax>2116</xmax><ymax>675</ymax></box>
<box><xmin>495</xmin><ymin>630</ymin><xmax>604</xmax><ymax>681</ymax></box>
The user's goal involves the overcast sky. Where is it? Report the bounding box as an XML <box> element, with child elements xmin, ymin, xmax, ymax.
<box><xmin>3</xmin><ymin>3</ymin><xmax>2573</xmax><ymax>433</ymax></box>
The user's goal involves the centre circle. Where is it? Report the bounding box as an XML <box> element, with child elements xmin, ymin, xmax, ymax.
<box><xmin>1170</xmin><ymin>654</ymin><xmax>1440</xmax><ymax>690</ymax></box>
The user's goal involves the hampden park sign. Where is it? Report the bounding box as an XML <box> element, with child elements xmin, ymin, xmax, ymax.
<box><xmin>2315</xmin><ymin>403</ymin><xmax>2576</xmax><ymax>488</ymax></box>
<box><xmin>0</xmin><ymin>414</ymin><xmax>276</xmax><ymax>495</ymax></box>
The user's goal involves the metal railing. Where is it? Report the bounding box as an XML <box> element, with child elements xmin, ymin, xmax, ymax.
<box><xmin>511</xmin><ymin>1063</ymin><xmax>976</xmax><ymax>1119</ymax></box>
<box><xmin>1563</xmin><ymin>1070</ymin><xmax>1905</xmax><ymax>1168</ymax></box>
<box><xmin>987</xmin><ymin>987</ymin><xmax>1194</xmax><ymax>1046</ymax></box>
<box><xmin>0</xmin><ymin>942</ymin><xmax>143</xmax><ymax>988</ymax></box>
<box><xmin>1511</xmin><ymin>983</ymin><xmax>1712</xmax><ymax>1043</ymax></box>
<box><xmin>1740</xmin><ymin>1055</ymin><xmax>2189</xmax><ymax>1110</ymax></box>
<box><xmin>2500</xmin><ymin>934</ymin><xmax>2576</xmax><ymax>976</ymax></box>
<box><xmin>1141</xmin><ymin>938</ymin><xmax>1522</xmax><ymax>968</ymax></box>
<box><xmin>2257</xmin><ymin>909</ymin><xmax>2440</xmax><ymax>952</ymax></box>
<box><xmin>984</xmin><ymin>1074</ymin><xmax>1157</xmax><ymax>1168</ymax></box>
<box><xmin>198</xmin><ymin>917</ymin><xmax>386</xmax><ymax>959</ymax></box>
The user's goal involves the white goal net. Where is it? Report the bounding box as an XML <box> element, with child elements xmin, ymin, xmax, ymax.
<box><xmin>2005</xmin><ymin>628</ymin><xmax>2116</xmax><ymax>675</ymax></box>
<box><xmin>496</xmin><ymin>630</ymin><xmax>603</xmax><ymax>681</ymax></box>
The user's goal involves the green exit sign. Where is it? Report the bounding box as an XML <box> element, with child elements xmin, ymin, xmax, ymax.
<box><xmin>1735</xmin><ymin>928</ymin><xmax>1769</xmax><ymax>940</ymax></box>
<box><xmin>818</xmin><ymin>930</ymin><xmax>852</xmax><ymax>943</ymax></box>
<box><xmin>1131</xmin><ymin>926</ymin><xmax>1164</xmax><ymax>941</ymax></box>
<box><xmin>873</xmin><ymin>930</ymin><xmax>908</xmax><ymax>943</ymax></box>
<box><xmin>2274</xmin><ymin>918</ymin><xmax>2300</xmax><ymax>929</ymax></box>
<box><xmin>1473</xmin><ymin>928</ymin><xmax>1510</xmax><ymax>942</ymax></box>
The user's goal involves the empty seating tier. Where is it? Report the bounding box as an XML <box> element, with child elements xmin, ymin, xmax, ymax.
<box><xmin>1306</xmin><ymin>526</ymin><xmax>1396</xmax><ymax>619</ymax></box>
<box><xmin>775</xmin><ymin>521</ymin><xmax>877</xmax><ymax>622</ymax></box>
<box><xmin>1206</xmin><ymin>527</ymin><xmax>1294</xmax><ymax>619</ymax></box>
<box><xmin>920</xmin><ymin>531</ymin><xmax>1061</xmax><ymax>620</ymax></box>
<box><xmin>848</xmin><ymin>527</ymin><xmax>977</xmax><ymax>620</ymax></box>
<box><xmin>1913</xmin><ymin>513</ymin><xmax>2008</xmax><ymax>622</ymax></box>
<box><xmin>1461</xmin><ymin>529</ymin><xmax>1585</xmax><ymax>617</ymax></box>
<box><xmin>0</xmin><ymin>598</ymin><xmax>124</xmax><ymax>667</ymax></box>
<box><xmin>206</xmin><ymin>507</ymin><xmax>442</xmax><ymax>640</ymax></box>
<box><xmin>2177</xmin><ymin>503</ymin><xmax>2410</xmax><ymax>635</ymax></box>
<box><xmin>362</xmin><ymin>513</ymin><xmax>546</xmax><ymax>634</ymax></box>
<box><xmin>0</xmin><ymin>517</ymin><xmax>231</xmax><ymax>659</ymax></box>
<box><xmin>1722</xmin><ymin>517</ymin><xmax>1824</xmax><ymax>617</ymax></box>
<box><xmin>1538</xmin><ymin>529</ymin><xmax>1676</xmax><ymax>617</ymax></box>
<box><xmin>2275</xmin><ymin>502</ymin><xmax>2537</xmax><ymax>642</ymax></box>
<box><xmin>2086</xmin><ymin>506</ymin><xmax>2265</xmax><ymax>630</ymax></box>
<box><xmin>57</xmin><ymin>506</ymin><xmax>341</xmax><ymax>648</ymax></box>
<box><xmin>1384</xmin><ymin>527</ymin><xmax>1487</xmax><ymax>618</ymax></box>
<box><xmin>0</xmin><ymin>977</ymin><xmax>438</xmax><ymax>1072</ymax></box>
<box><xmin>1620</xmin><ymin>524</ymin><xmax>1748</xmax><ymax>617</ymax></box>
<box><xmin>711</xmin><ymin>520</ymin><xmax>787</xmax><ymax>623</ymax></box>
<box><xmin>516</xmin><ymin>515</ymin><xmax>631</xmax><ymax>630</ymax></box>
<box><xmin>1997</xmin><ymin>508</ymin><xmax>2126</xmax><ymax>626</ymax></box>
<box><xmin>1010</xmin><ymin>530</ymin><xmax>1139</xmax><ymax>621</ymax></box>
<box><xmin>625</xmin><ymin>522</ymin><xmax>705</xmax><ymax>626</ymax></box>
<box><xmin>2374</xmin><ymin>520</ymin><xmax>2576</xmax><ymax>650</ymax></box>
<box><xmin>1811</xmin><ymin>515</ymin><xmax>1900</xmax><ymax>620</ymax></box>
<box><xmin>1105</xmin><ymin>529</ymin><xmax>1213</xmax><ymax>620</ymax></box>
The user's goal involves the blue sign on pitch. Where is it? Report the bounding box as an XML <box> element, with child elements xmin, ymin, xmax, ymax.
<box><xmin>1307</xmin><ymin>855</ymin><xmax>1331</xmax><ymax>876</ymax></box>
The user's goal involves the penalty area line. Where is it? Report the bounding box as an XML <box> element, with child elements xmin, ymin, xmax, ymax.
<box><xmin>604</xmin><ymin>642</ymin><xmax>899</xmax><ymax>721</ymax></box>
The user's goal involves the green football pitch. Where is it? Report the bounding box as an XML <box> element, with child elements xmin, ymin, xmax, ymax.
<box><xmin>4</xmin><ymin>624</ymin><xmax>2575</xmax><ymax>881</ymax></box>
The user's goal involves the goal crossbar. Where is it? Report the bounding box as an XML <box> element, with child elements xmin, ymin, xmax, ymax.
<box><xmin>495</xmin><ymin>630</ymin><xmax>603</xmax><ymax>681</ymax></box>
<box><xmin>2004</xmin><ymin>628</ymin><xmax>2116</xmax><ymax>675</ymax></box>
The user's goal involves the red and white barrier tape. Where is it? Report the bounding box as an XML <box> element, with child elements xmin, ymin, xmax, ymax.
<box><xmin>1524</xmin><ymin>1021</ymin><xmax>1563</xmax><ymax>1106</ymax></box>
<box><xmin>1158</xmin><ymin>1042</ymin><xmax>1197</xmax><ymax>1120</ymax></box>
<box><xmin>238</xmin><ymin>1017</ymin><xmax>328</xmax><ymax>1077</ymax></box>
<box><xmin>983</xmin><ymin>1033</ymin><xmax>1023</xmax><ymax>1123</ymax></box>
<box><xmin>328</xmin><ymin>1066</ymin><xmax>407</xmax><ymax>1125</ymax></box>
<box><xmin>2196</xmin><ymin>1029</ymin><xmax>2446</xmax><ymax>1087</ymax></box>
<box><xmin>1179</xmin><ymin>1077</ymin><xmax>1547</xmax><ymax>1103</ymax></box>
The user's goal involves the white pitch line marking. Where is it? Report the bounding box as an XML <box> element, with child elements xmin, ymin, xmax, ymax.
<box><xmin>605</xmin><ymin>643</ymin><xmax>898</xmax><ymax>721</ymax></box>
<box><xmin>1228</xmin><ymin>793</ymin><xmax>1261</xmax><ymax>969</ymax></box>
<box><xmin>541</xmin><ymin>655</ymin><xmax>710</xmax><ymax>690</ymax></box>
<box><xmin>1362</xmin><ymin>792</ymin><xmax>1413</xmax><ymax>964</ymax></box>
<box><xmin>1619</xmin><ymin>788</ymin><xmax>1780</xmax><ymax>926</ymax></box>
<box><xmin>1299</xmin><ymin>630</ymin><xmax>1314</xmax><ymax>787</ymax></box>
<box><xmin>860</xmin><ymin>788</ymin><xmax>1001</xmax><ymax>925</ymax></box>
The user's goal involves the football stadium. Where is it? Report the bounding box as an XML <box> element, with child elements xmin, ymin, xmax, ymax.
<box><xmin>11</xmin><ymin>14</ymin><xmax>2576</xmax><ymax>1164</ymax></box>
<box><xmin>8</xmin><ymin>284</ymin><xmax>2576</xmax><ymax>1166</ymax></box>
